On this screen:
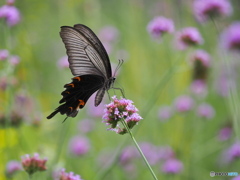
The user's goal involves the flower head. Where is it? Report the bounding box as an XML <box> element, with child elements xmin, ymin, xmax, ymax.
<box><xmin>6</xmin><ymin>160</ymin><xmax>22</xmax><ymax>177</ymax></box>
<box><xmin>190</xmin><ymin>50</ymin><xmax>211</xmax><ymax>81</ymax></box>
<box><xmin>7</xmin><ymin>0</ymin><xmax>15</xmax><ymax>5</ymax></box>
<box><xmin>0</xmin><ymin>49</ymin><xmax>9</xmax><ymax>60</ymax></box>
<box><xmin>9</xmin><ymin>55</ymin><xmax>20</xmax><ymax>65</ymax></box>
<box><xmin>102</xmin><ymin>96</ymin><xmax>142</xmax><ymax>134</ymax></box>
<box><xmin>223</xmin><ymin>141</ymin><xmax>240</xmax><ymax>163</ymax></box>
<box><xmin>54</xmin><ymin>168</ymin><xmax>82</xmax><ymax>180</ymax></box>
<box><xmin>158</xmin><ymin>106</ymin><xmax>173</xmax><ymax>121</ymax></box>
<box><xmin>0</xmin><ymin>5</ymin><xmax>20</xmax><ymax>26</ymax></box>
<box><xmin>232</xmin><ymin>176</ymin><xmax>240</xmax><ymax>180</ymax></box>
<box><xmin>161</xmin><ymin>158</ymin><xmax>184</xmax><ymax>174</ymax></box>
<box><xmin>174</xmin><ymin>95</ymin><xmax>194</xmax><ymax>112</ymax></box>
<box><xmin>147</xmin><ymin>16</ymin><xmax>174</xmax><ymax>39</ymax></box>
<box><xmin>190</xmin><ymin>80</ymin><xmax>208</xmax><ymax>97</ymax></box>
<box><xmin>218</xmin><ymin>126</ymin><xmax>232</xmax><ymax>141</ymax></box>
<box><xmin>197</xmin><ymin>103</ymin><xmax>215</xmax><ymax>119</ymax></box>
<box><xmin>68</xmin><ymin>136</ymin><xmax>90</xmax><ymax>156</ymax></box>
<box><xmin>220</xmin><ymin>22</ymin><xmax>240</xmax><ymax>52</ymax></box>
<box><xmin>139</xmin><ymin>142</ymin><xmax>161</xmax><ymax>165</ymax></box>
<box><xmin>120</xmin><ymin>145</ymin><xmax>138</xmax><ymax>164</ymax></box>
<box><xmin>193</xmin><ymin>0</ymin><xmax>232</xmax><ymax>23</ymax></box>
<box><xmin>21</xmin><ymin>153</ymin><xmax>47</xmax><ymax>175</ymax></box>
<box><xmin>175</xmin><ymin>27</ymin><xmax>204</xmax><ymax>50</ymax></box>
<box><xmin>190</xmin><ymin>49</ymin><xmax>211</xmax><ymax>67</ymax></box>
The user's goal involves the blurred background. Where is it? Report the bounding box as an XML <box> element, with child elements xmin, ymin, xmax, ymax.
<box><xmin>1</xmin><ymin>0</ymin><xmax>240</xmax><ymax>179</ymax></box>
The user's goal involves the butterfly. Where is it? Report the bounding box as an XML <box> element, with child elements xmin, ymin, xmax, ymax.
<box><xmin>47</xmin><ymin>24</ymin><xmax>117</xmax><ymax>120</ymax></box>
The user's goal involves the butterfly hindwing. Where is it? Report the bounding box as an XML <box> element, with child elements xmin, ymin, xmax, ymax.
<box><xmin>47</xmin><ymin>75</ymin><xmax>104</xmax><ymax>119</ymax></box>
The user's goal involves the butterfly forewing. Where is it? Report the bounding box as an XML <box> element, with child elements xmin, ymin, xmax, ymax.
<box><xmin>73</xmin><ymin>24</ymin><xmax>112</xmax><ymax>78</ymax></box>
<box><xmin>60</xmin><ymin>27</ymin><xmax>104</xmax><ymax>77</ymax></box>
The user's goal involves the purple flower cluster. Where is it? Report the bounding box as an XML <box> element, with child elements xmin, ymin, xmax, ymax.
<box><xmin>190</xmin><ymin>80</ymin><xmax>208</xmax><ymax>97</ymax></box>
<box><xmin>174</xmin><ymin>95</ymin><xmax>194</xmax><ymax>112</ymax></box>
<box><xmin>147</xmin><ymin>16</ymin><xmax>174</xmax><ymax>39</ymax></box>
<box><xmin>158</xmin><ymin>106</ymin><xmax>173</xmax><ymax>121</ymax></box>
<box><xmin>176</xmin><ymin>27</ymin><xmax>204</xmax><ymax>50</ymax></box>
<box><xmin>102</xmin><ymin>96</ymin><xmax>142</xmax><ymax>134</ymax></box>
<box><xmin>120</xmin><ymin>143</ymin><xmax>183</xmax><ymax>174</ymax></box>
<box><xmin>190</xmin><ymin>49</ymin><xmax>211</xmax><ymax>68</ymax></box>
<box><xmin>222</xmin><ymin>141</ymin><xmax>240</xmax><ymax>163</ymax></box>
<box><xmin>0</xmin><ymin>49</ymin><xmax>9</xmax><ymax>60</ymax></box>
<box><xmin>68</xmin><ymin>136</ymin><xmax>90</xmax><ymax>156</ymax></box>
<box><xmin>218</xmin><ymin>126</ymin><xmax>232</xmax><ymax>141</ymax></box>
<box><xmin>0</xmin><ymin>49</ymin><xmax>20</xmax><ymax>65</ymax></box>
<box><xmin>193</xmin><ymin>0</ymin><xmax>232</xmax><ymax>22</ymax></box>
<box><xmin>21</xmin><ymin>153</ymin><xmax>47</xmax><ymax>175</ymax></box>
<box><xmin>190</xmin><ymin>49</ymin><xmax>211</xmax><ymax>82</ymax></box>
<box><xmin>158</xmin><ymin>94</ymin><xmax>215</xmax><ymax>121</ymax></box>
<box><xmin>162</xmin><ymin>158</ymin><xmax>184</xmax><ymax>174</ymax></box>
<box><xmin>197</xmin><ymin>103</ymin><xmax>215</xmax><ymax>119</ymax></box>
<box><xmin>220</xmin><ymin>22</ymin><xmax>240</xmax><ymax>52</ymax></box>
<box><xmin>5</xmin><ymin>160</ymin><xmax>22</xmax><ymax>177</ymax></box>
<box><xmin>54</xmin><ymin>168</ymin><xmax>82</xmax><ymax>180</ymax></box>
<box><xmin>0</xmin><ymin>1</ymin><xmax>20</xmax><ymax>26</ymax></box>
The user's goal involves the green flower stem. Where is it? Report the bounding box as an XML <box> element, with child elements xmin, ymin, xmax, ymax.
<box><xmin>121</xmin><ymin>119</ymin><xmax>159</xmax><ymax>180</ymax></box>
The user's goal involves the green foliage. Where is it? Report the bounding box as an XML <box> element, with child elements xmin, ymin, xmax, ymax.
<box><xmin>1</xmin><ymin>0</ymin><xmax>240</xmax><ymax>180</ymax></box>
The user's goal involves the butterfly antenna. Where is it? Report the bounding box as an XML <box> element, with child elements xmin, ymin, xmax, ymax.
<box><xmin>62</xmin><ymin>116</ymin><xmax>69</xmax><ymax>123</ymax></box>
<box><xmin>112</xmin><ymin>59</ymin><xmax>125</xmax><ymax>98</ymax></box>
<box><xmin>113</xmin><ymin>59</ymin><xmax>124</xmax><ymax>77</ymax></box>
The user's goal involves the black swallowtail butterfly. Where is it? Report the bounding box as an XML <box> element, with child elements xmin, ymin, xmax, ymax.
<box><xmin>47</xmin><ymin>24</ymin><xmax>116</xmax><ymax>120</ymax></box>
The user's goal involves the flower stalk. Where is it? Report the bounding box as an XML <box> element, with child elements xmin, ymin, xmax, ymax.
<box><xmin>120</xmin><ymin>119</ymin><xmax>159</xmax><ymax>180</ymax></box>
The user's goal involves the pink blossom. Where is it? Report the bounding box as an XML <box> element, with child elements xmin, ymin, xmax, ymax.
<box><xmin>220</xmin><ymin>22</ymin><xmax>240</xmax><ymax>52</ymax></box>
<box><xmin>120</xmin><ymin>146</ymin><xmax>138</xmax><ymax>164</ymax></box>
<box><xmin>197</xmin><ymin>103</ymin><xmax>215</xmax><ymax>119</ymax></box>
<box><xmin>193</xmin><ymin>0</ymin><xmax>232</xmax><ymax>22</ymax></box>
<box><xmin>218</xmin><ymin>126</ymin><xmax>232</xmax><ymax>141</ymax></box>
<box><xmin>147</xmin><ymin>16</ymin><xmax>174</xmax><ymax>39</ymax></box>
<box><xmin>175</xmin><ymin>27</ymin><xmax>204</xmax><ymax>50</ymax></box>
<box><xmin>190</xmin><ymin>49</ymin><xmax>211</xmax><ymax>67</ymax></box>
<box><xmin>174</xmin><ymin>95</ymin><xmax>194</xmax><ymax>112</ymax></box>
<box><xmin>190</xmin><ymin>80</ymin><xmax>208</xmax><ymax>97</ymax></box>
<box><xmin>162</xmin><ymin>158</ymin><xmax>184</xmax><ymax>174</ymax></box>
<box><xmin>102</xmin><ymin>96</ymin><xmax>142</xmax><ymax>134</ymax></box>
<box><xmin>6</xmin><ymin>160</ymin><xmax>22</xmax><ymax>177</ymax></box>
<box><xmin>223</xmin><ymin>141</ymin><xmax>240</xmax><ymax>163</ymax></box>
<box><xmin>54</xmin><ymin>168</ymin><xmax>82</xmax><ymax>180</ymax></box>
<box><xmin>158</xmin><ymin>106</ymin><xmax>173</xmax><ymax>121</ymax></box>
<box><xmin>68</xmin><ymin>136</ymin><xmax>90</xmax><ymax>156</ymax></box>
<box><xmin>0</xmin><ymin>5</ymin><xmax>20</xmax><ymax>26</ymax></box>
<box><xmin>9</xmin><ymin>55</ymin><xmax>20</xmax><ymax>65</ymax></box>
<box><xmin>0</xmin><ymin>49</ymin><xmax>9</xmax><ymax>60</ymax></box>
<box><xmin>21</xmin><ymin>153</ymin><xmax>47</xmax><ymax>175</ymax></box>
